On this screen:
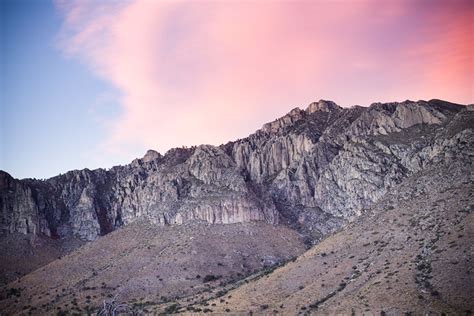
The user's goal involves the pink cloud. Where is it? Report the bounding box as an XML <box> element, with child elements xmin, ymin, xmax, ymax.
<box><xmin>55</xmin><ymin>0</ymin><xmax>473</xmax><ymax>158</ymax></box>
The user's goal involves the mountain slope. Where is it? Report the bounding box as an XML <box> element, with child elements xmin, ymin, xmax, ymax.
<box><xmin>0</xmin><ymin>222</ymin><xmax>306</xmax><ymax>315</ymax></box>
<box><xmin>203</xmin><ymin>159</ymin><xmax>473</xmax><ymax>314</ymax></box>
<box><xmin>0</xmin><ymin>234</ymin><xmax>83</xmax><ymax>285</ymax></box>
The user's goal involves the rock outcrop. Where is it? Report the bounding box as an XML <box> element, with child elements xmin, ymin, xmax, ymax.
<box><xmin>1</xmin><ymin>99</ymin><xmax>472</xmax><ymax>241</ymax></box>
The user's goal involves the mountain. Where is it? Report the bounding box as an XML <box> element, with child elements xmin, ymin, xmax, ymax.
<box><xmin>2</xmin><ymin>99</ymin><xmax>470</xmax><ymax>241</ymax></box>
<box><xmin>0</xmin><ymin>99</ymin><xmax>472</xmax><ymax>314</ymax></box>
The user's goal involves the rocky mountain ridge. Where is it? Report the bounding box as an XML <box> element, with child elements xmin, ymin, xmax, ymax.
<box><xmin>1</xmin><ymin>99</ymin><xmax>472</xmax><ymax>241</ymax></box>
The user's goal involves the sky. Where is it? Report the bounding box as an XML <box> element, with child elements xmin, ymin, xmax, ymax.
<box><xmin>1</xmin><ymin>0</ymin><xmax>473</xmax><ymax>179</ymax></box>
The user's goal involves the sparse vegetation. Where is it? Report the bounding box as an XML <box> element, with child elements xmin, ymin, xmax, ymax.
<box><xmin>164</xmin><ymin>303</ymin><xmax>180</xmax><ymax>314</ymax></box>
<box><xmin>6</xmin><ymin>287</ymin><xmax>22</xmax><ymax>298</ymax></box>
<box><xmin>203</xmin><ymin>274</ymin><xmax>221</xmax><ymax>283</ymax></box>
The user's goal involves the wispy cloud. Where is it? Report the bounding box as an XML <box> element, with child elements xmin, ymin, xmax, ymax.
<box><xmin>55</xmin><ymin>0</ymin><xmax>474</xmax><ymax>157</ymax></box>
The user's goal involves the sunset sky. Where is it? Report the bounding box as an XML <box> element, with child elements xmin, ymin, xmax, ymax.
<box><xmin>1</xmin><ymin>0</ymin><xmax>473</xmax><ymax>179</ymax></box>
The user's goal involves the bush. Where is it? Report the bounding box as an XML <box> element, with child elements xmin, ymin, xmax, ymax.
<box><xmin>164</xmin><ymin>303</ymin><xmax>180</xmax><ymax>314</ymax></box>
<box><xmin>203</xmin><ymin>275</ymin><xmax>221</xmax><ymax>283</ymax></box>
<box><xmin>7</xmin><ymin>288</ymin><xmax>22</xmax><ymax>298</ymax></box>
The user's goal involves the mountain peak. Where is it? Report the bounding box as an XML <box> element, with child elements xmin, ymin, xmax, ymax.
<box><xmin>305</xmin><ymin>100</ymin><xmax>340</xmax><ymax>113</ymax></box>
<box><xmin>142</xmin><ymin>149</ymin><xmax>161</xmax><ymax>162</ymax></box>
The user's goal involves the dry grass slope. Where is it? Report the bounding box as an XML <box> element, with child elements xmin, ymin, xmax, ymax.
<box><xmin>0</xmin><ymin>222</ymin><xmax>306</xmax><ymax>315</ymax></box>
<box><xmin>0</xmin><ymin>234</ymin><xmax>83</xmax><ymax>286</ymax></box>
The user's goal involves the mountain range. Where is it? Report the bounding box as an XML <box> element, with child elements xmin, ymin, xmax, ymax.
<box><xmin>0</xmin><ymin>99</ymin><xmax>472</xmax><ymax>315</ymax></box>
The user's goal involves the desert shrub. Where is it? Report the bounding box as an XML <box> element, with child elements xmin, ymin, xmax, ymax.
<box><xmin>337</xmin><ymin>282</ymin><xmax>347</xmax><ymax>291</ymax></box>
<box><xmin>431</xmin><ymin>290</ymin><xmax>440</xmax><ymax>296</ymax></box>
<box><xmin>7</xmin><ymin>287</ymin><xmax>22</xmax><ymax>298</ymax></box>
<box><xmin>203</xmin><ymin>274</ymin><xmax>220</xmax><ymax>283</ymax></box>
<box><xmin>309</xmin><ymin>291</ymin><xmax>336</xmax><ymax>309</ymax></box>
<box><xmin>164</xmin><ymin>303</ymin><xmax>180</xmax><ymax>314</ymax></box>
<box><xmin>215</xmin><ymin>290</ymin><xmax>227</xmax><ymax>298</ymax></box>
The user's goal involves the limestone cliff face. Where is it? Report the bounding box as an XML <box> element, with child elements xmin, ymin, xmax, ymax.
<box><xmin>0</xmin><ymin>172</ymin><xmax>42</xmax><ymax>236</ymax></box>
<box><xmin>1</xmin><ymin>146</ymin><xmax>278</xmax><ymax>241</ymax></box>
<box><xmin>1</xmin><ymin>99</ymin><xmax>472</xmax><ymax>241</ymax></box>
<box><xmin>225</xmin><ymin>99</ymin><xmax>472</xmax><ymax>235</ymax></box>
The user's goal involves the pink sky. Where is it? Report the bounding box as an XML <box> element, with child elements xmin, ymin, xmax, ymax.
<box><xmin>55</xmin><ymin>0</ymin><xmax>474</xmax><ymax>157</ymax></box>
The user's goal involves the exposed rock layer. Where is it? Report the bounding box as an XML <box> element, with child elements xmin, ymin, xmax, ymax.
<box><xmin>1</xmin><ymin>99</ymin><xmax>472</xmax><ymax>241</ymax></box>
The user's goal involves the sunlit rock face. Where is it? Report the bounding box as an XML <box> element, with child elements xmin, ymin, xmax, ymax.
<box><xmin>1</xmin><ymin>99</ymin><xmax>472</xmax><ymax>241</ymax></box>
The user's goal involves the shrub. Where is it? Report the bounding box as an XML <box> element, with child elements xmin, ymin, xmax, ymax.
<box><xmin>7</xmin><ymin>287</ymin><xmax>22</xmax><ymax>298</ymax></box>
<box><xmin>203</xmin><ymin>275</ymin><xmax>221</xmax><ymax>283</ymax></box>
<box><xmin>164</xmin><ymin>303</ymin><xmax>180</xmax><ymax>314</ymax></box>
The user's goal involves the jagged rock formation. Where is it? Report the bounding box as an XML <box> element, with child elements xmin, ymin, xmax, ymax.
<box><xmin>1</xmin><ymin>99</ymin><xmax>472</xmax><ymax>241</ymax></box>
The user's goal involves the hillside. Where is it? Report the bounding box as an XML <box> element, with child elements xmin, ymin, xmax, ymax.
<box><xmin>0</xmin><ymin>222</ymin><xmax>305</xmax><ymax>314</ymax></box>
<box><xmin>0</xmin><ymin>234</ymin><xmax>83</xmax><ymax>285</ymax></box>
<box><xmin>202</xmin><ymin>160</ymin><xmax>473</xmax><ymax>315</ymax></box>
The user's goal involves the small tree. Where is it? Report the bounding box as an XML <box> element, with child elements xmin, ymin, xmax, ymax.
<box><xmin>98</xmin><ymin>294</ymin><xmax>129</xmax><ymax>316</ymax></box>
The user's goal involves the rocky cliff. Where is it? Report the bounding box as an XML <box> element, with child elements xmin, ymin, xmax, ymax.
<box><xmin>1</xmin><ymin>99</ymin><xmax>472</xmax><ymax>241</ymax></box>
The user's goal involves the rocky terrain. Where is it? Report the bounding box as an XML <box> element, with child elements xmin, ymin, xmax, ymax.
<box><xmin>0</xmin><ymin>98</ymin><xmax>473</xmax><ymax>314</ymax></box>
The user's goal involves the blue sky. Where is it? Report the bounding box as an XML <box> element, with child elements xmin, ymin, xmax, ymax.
<box><xmin>1</xmin><ymin>0</ymin><xmax>124</xmax><ymax>179</ymax></box>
